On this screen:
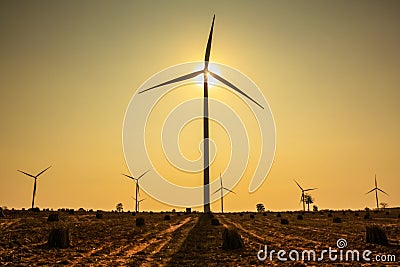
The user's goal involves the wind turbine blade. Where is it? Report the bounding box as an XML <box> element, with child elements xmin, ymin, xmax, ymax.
<box><xmin>375</xmin><ymin>175</ymin><xmax>377</xmax><ymax>188</ymax></box>
<box><xmin>294</xmin><ymin>179</ymin><xmax>303</xmax><ymax>191</ymax></box>
<box><xmin>136</xmin><ymin>169</ymin><xmax>150</xmax><ymax>180</ymax></box>
<box><xmin>17</xmin><ymin>170</ymin><xmax>36</xmax><ymax>178</ymax></box>
<box><xmin>36</xmin><ymin>166</ymin><xmax>51</xmax><ymax>177</ymax></box>
<box><xmin>304</xmin><ymin>188</ymin><xmax>317</xmax><ymax>192</ymax></box>
<box><xmin>139</xmin><ymin>70</ymin><xmax>203</xmax><ymax>94</ymax></box>
<box><xmin>212</xmin><ymin>188</ymin><xmax>222</xmax><ymax>195</ymax></box>
<box><xmin>204</xmin><ymin>15</ymin><xmax>215</xmax><ymax>69</ymax></box>
<box><xmin>208</xmin><ymin>71</ymin><xmax>264</xmax><ymax>109</ymax></box>
<box><xmin>377</xmin><ymin>188</ymin><xmax>389</xmax><ymax>196</ymax></box>
<box><xmin>139</xmin><ymin>198</ymin><xmax>146</xmax><ymax>203</ymax></box>
<box><xmin>366</xmin><ymin>188</ymin><xmax>376</xmax><ymax>194</ymax></box>
<box><xmin>222</xmin><ymin>187</ymin><xmax>236</xmax><ymax>194</ymax></box>
<box><xmin>121</xmin><ymin>173</ymin><xmax>135</xmax><ymax>180</ymax></box>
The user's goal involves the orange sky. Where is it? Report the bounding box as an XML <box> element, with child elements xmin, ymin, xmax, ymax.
<box><xmin>1</xmin><ymin>1</ymin><xmax>399</xmax><ymax>211</ymax></box>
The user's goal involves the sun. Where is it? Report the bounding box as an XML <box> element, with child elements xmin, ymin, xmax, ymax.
<box><xmin>205</xmin><ymin>70</ymin><xmax>210</xmax><ymax>80</ymax></box>
<box><xmin>192</xmin><ymin>62</ymin><xmax>221</xmax><ymax>89</ymax></box>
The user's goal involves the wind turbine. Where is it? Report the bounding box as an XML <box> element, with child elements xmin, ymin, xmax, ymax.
<box><xmin>17</xmin><ymin>166</ymin><xmax>51</xmax><ymax>209</ymax></box>
<box><xmin>121</xmin><ymin>170</ymin><xmax>150</xmax><ymax>213</ymax></box>
<box><xmin>294</xmin><ymin>179</ymin><xmax>317</xmax><ymax>212</ymax></box>
<box><xmin>366</xmin><ymin>174</ymin><xmax>388</xmax><ymax>210</ymax></box>
<box><xmin>139</xmin><ymin>15</ymin><xmax>264</xmax><ymax>212</ymax></box>
<box><xmin>131</xmin><ymin>196</ymin><xmax>146</xmax><ymax>212</ymax></box>
<box><xmin>212</xmin><ymin>173</ymin><xmax>235</xmax><ymax>213</ymax></box>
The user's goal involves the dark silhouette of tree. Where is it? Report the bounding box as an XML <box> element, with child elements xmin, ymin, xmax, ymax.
<box><xmin>116</xmin><ymin>203</ymin><xmax>123</xmax><ymax>212</ymax></box>
<box><xmin>380</xmin><ymin>202</ymin><xmax>388</xmax><ymax>210</ymax></box>
<box><xmin>256</xmin><ymin>203</ymin><xmax>265</xmax><ymax>213</ymax></box>
<box><xmin>304</xmin><ymin>194</ymin><xmax>314</xmax><ymax>212</ymax></box>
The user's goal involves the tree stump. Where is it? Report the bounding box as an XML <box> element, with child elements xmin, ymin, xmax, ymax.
<box><xmin>364</xmin><ymin>213</ymin><xmax>371</xmax><ymax>220</ymax></box>
<box><xmin>47</xmin><ymin>213</ymin><xmax>59</xmax><ymax>222</ymax></box>
<box><xmin>333</xmin><ymin>217</ymin><xmax>342</xmax><ymax>223</ymax></box>
<box><xmin>29</xmin><ymin>207</ymin><xmax>40</xmax><ymax>212</ymax></box>
<box><xmin>297</xmin><ymin>214</ymin><xmax>303</xmax><ymax>220</ymax></box>
<box><xmin>281</xmin><ymin>218</ymin><xmax>289</xmax><ymax>225</ymax></box>
<box><xmin>136</xmin><ymin>217</ymin><xmax>145</xmax><ymax>226</ymax></box>
<box><xmin>48</xmin><ymin>228</ymin><xmax>70</xmax><ymax>248</ymax></box>
<box><xmin>164</xmin><ymin>215</ymin><xmax>171</xmax><ymax>220</ymax></box>
<box><xmin>222</xmin><ymin>227</ymin><xmax>244</xmax><ymax>250</ymax></box>
<box><xmin>366</xmin><ymin>225</ymin><xmax>388</xmax><ymax>245</ymax></box>
<box><xmin>211</xmin><ymin>218</ymin><xmax>220</xmax><ymax>226</ymax></box>
<box><xmin>250</xmin><ymin>214</ymin><xmax>255</xmax><ymax>219</ymax></box>
<box><xmin>96</xmin><ymin>211</ymin><xmax>103</xmax><ymax>219</ymax></box>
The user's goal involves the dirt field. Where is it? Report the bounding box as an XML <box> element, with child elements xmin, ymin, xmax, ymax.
<box><xmin>0</xmin><ymin>209</ymin><xmax>399</xmax><ymax>266</ymax></box>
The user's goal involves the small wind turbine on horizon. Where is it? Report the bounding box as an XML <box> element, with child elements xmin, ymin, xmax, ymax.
<box><xmin>366</xmin><ymin>174</ymin><xmax>388</xmax><ymax>210</ymax></box>
<box><xmin>131</xmin><ymin>196</ymin><xmax>146</xmax><ymax>212</ymax></box>
<box><xmin>121</xmin><ymin>170</ymin><xmax>150</xmax><ymax>213</ymax></box>
<box><xmin>138</xmin><ymin>15</ymin><xmax>264</xmax><ymax>212</ymax></box>
<box><xmin>17</xmin><ymin>166</ymin><xmax>51</xmax><ymax>209</ymax></box>
<box><xmin>212</xmin><ymin>173</ymin><xmax>235</xmax><ymax>213</ymax></box>
<box><xmin>294</xmin><ymin>179</ymin><xmax>317</xmax><ymax>212</ymax></box>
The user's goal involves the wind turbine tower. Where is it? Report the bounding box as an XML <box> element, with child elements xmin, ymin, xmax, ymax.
<box><xmin>294</xmin><ymin>179</ymin><xmax>317</xmax><ymax>212</ymax></box>
<box><xmin>132</xmin><ymin>196</ymin><xmax>146</xmax><ymax>212</ymax></box>
<box><xmin>366</xmin><ymin>174</ymin><xmax>388</xmax><ymax>210</ymax></box>
<box><xmin>212</xmin><ymin>173</ymin><xmax>235</xmax><ymax>213</ymax></box>
<box><xmin>139</xmin><ymin>15</ymin><xmax>263</xmax><ymax>212</ymax></box>
<box><xmin>18</xmin><ymin>166</ymin><xmax>51</xmax><ymax>209</ymax></box>
<box><xmin>122</xmin><ymin>170</ymin><xmax>150</xmax><ymax>213</ymax></box>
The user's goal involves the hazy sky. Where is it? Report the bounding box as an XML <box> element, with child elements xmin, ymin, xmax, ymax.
<box><xmin>1</xmin><ymin>1</ymin><xmax>399</xmax><ymax>211</ymax></box>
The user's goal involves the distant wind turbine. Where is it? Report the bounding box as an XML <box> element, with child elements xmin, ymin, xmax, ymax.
<box><xmin>18</xmin><ymin>166</ymin><xmax>51</xmax><ymax>209</ymax></box>
<box><xmin>366</xmin><ymin>174</ymin><xmax>388</xmax><ymax>210</ymax></box>
<box><xmin>121</xmin><ymin>170</ymin><xmax>150</xmax><ymax>213</ymax></box>
<box><xmin>139</xmin><ymin>15</ymin><xmax>264</xmax><ymax>212</ymax></box>
<box><xmin>131</xmin><ymin>196</ymin><xmax>146</xmax><ymax>212</ymax></box>
<box><xmin>294</xmin><ymin>179</ymin><xmax>317</xmax><ymax>212</ymax></box>
<box><xmin>212</xmin><ymin>173</ymin><xmax>235</xmax><ymax>213</ymax></box>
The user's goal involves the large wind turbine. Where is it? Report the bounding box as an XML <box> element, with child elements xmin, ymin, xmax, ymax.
<box><xmin>212</xmin><ymin>173</ymin><xmax>235</xmax><ymax>213</ymax></box>
<box><xmin>366</xmin><ymin>174</ymin><xmax>388</xmax><ymax>210</ymax></box>
<box><xmin>121</xmin><ymin>170</ymin><xmax>150</xmax><ymax>213</ymax></box>
<box><xmin>18</xmin><ymin>166</ymin><xmax>51</xmax><ymax>209</ymax></box>
<box><xmin>139</xmin><ymin>15</ymin><xmax>263</xmax><ymax>212</ymax></box>
<box><xmin>131</xmin><ymin>196</ymin><xmax>146</xmax><ymax>212</ymax></box>
<box><xmin>294</xmin><ymin>179</ymin><xmax>317</xmax><ymax>212</ymax></box>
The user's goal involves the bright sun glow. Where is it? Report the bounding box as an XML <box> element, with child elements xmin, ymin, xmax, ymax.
<box><xmin>193</xmin><ymin>62</ymin><xmax>221</xmax><ymax>89</ymax></box>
